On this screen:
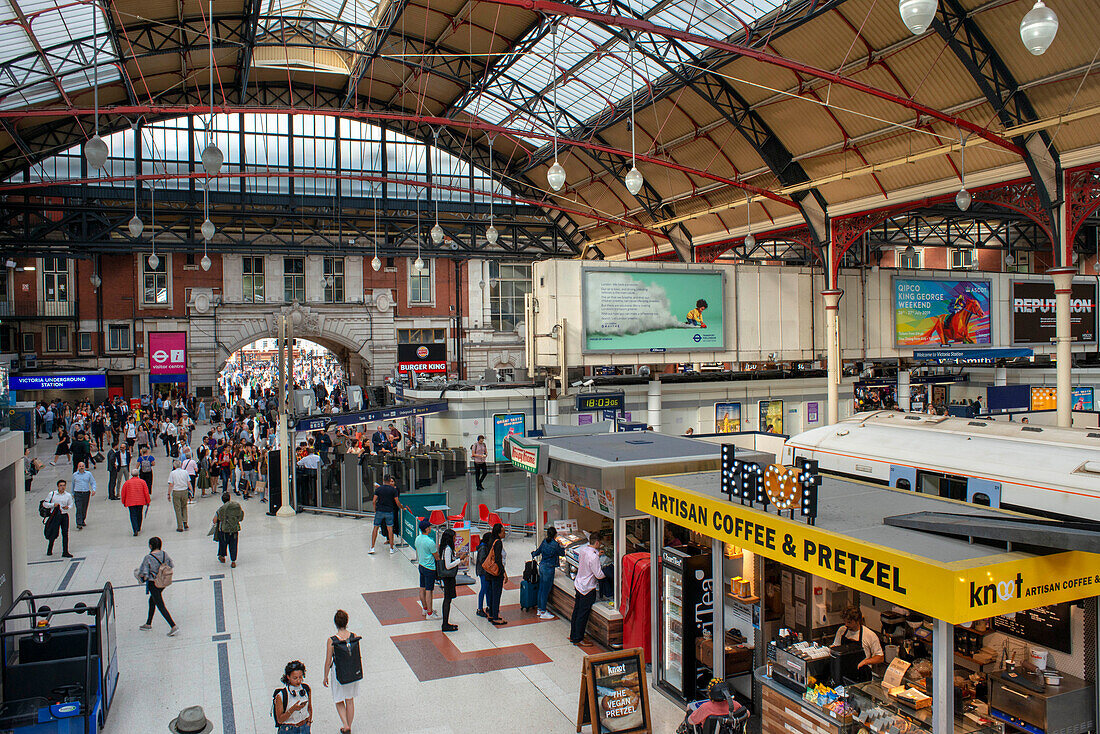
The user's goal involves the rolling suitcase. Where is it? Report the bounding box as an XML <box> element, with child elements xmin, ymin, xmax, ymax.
<box><xmin>520</xmin><ymin>579</ymin><xmax>539</xmax><ymax>612</ymax></box>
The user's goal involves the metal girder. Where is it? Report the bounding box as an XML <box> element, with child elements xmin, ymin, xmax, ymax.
<box><xmin>0</xmin><ymin>188</ymin><xmax>570</xmax><ymax>259</ymax></box>
<box><xmin>932</xmin><ymin>0</ymin><xmax>1058</xmax><ymax>225</ymax></box>
<box><xmin>102</xmin><ymin>0</ymin><xmax>139</xmax><ymax>105</ymax></box>
<box><xmin>342</xmin><ymin>0</ymin><xmax>412</xmax><ymax>109</ymax></box>
<box><xmin>237</xmin><ymin>0</ymin><xmax>265</xmax><ymax>99</ymax></box>
<box><xmin>515</xmin><ymin>0</ymin><xmax>848</xmax><ymax>172</ymax></box>
<box><xmin>864</xmin><ymin>205</ymin><xmax>1049</xmax><ymax>256</ymax></box>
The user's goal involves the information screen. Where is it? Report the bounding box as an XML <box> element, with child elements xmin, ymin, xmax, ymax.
<box><xmin>10</xmin><ymin>373</ymin><xmax>107</xmax><ymax>391</ymax></box>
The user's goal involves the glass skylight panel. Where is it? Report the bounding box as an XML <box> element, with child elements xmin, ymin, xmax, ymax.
<box><xmin>0</xmin><ymin>0</ymin><xmax>118</xmax><ymax>109</ymax></box>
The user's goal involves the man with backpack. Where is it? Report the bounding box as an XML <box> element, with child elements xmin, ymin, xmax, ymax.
<box><xmin>136</xmin><ymin>536</ymin><xmax>178</xmax><ymax>636</ymax></box>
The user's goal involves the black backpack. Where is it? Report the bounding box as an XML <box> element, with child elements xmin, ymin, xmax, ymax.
<box><xmin>271</xmin><ymin>684</ymin><xmax>310</xmax><ymax>724</ymax></box>
<box><xmin>475</xmin><ymin>538</ymin><xmax>491</xmax><ymax>574</ymax></box>
<box><xmin>331</xmin><ymin>634</ymin><xmax>363</xmax><ymax>685</ymax></box>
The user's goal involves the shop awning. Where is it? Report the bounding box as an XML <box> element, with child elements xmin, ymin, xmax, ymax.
<box><xmin>884</xmin><ymin>511</ymin><xmax>1100</xmax><ymax>554</ymax></box>
<box><xmin>637</xmin><ymin>473</ymin><xmax>1100</xmax><ymax>625</ymax></box>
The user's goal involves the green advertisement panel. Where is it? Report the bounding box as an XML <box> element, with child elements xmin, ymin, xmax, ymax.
<box><xmin>582</xmin><ymin>269</ymin><xmax>725</xmax><ymax>353</ymax></box>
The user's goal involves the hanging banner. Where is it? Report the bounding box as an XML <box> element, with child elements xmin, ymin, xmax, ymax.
<box><xmin>582</xmin><ymin>268</ymin><xmax>725</xmax><ymax>353</ymax></box>
<box><xmin>148</xmin><ymin>332</ymin><xmax>187</xmax><ymax>376</ymax></box>
<box><xmin>895</xmin><ymin>278</ymin><xmax>991</xmax><ymax>347</ymax></box>
<box><xmin>1012</xmin><ymin>281</ymin><xmax>1097</xmax><ymax>344</ymax></box>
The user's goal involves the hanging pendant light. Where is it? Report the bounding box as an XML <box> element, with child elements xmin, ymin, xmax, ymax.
<box><xmin>371</xmin><ymin>254</ymin><xmax>382</xmax><ymax>271</ymax></box>
<box><xmin>1005</xmin><ymin>252</ymin><xmax>1015</xmax><ymax>267</ymax></box>
<box><xmin>128</xmin><ymin>214</ymin><xmax>144</xmax><ymax>238</ymax></box>
<box><xmin>487</xmin><ymin>135</ymin><xmax>499</xmax><ymax>245</ymax></box>
<box><xmin>201</xmin><ymin>218</ymin><xmax>215</xmax><ymax>241</ymax></box>
<box><xmin>744</xmin><ymin>196</ymin><xmax>756</xmax><ymax>248</ymax></box>
<box><xmin>431</xmin><ymin>129</ymin><xmax>444</xmax><ymax>244</ymax></box>
<box><xmin>147</xmin><ymin>252</ymin><xmax>159</xmax><ymax>270</ymax></box>
<box><xmin>90</xmin><ymin>272</ymin><xmax>102</xmax><ymax>289</ymax></box>
<box><xmin>956</xmin><ymin>135</ymin><xmax>971</xmax><ymax>211</ymax></box>
<box><xmin>371</xmin><ymin>203</ymin><xmax>382</xmax><ymax>271</ymax></box>
<box><xmin>86</xmin><ymin>136</ymin><xmax>109</xmax><ymax>171</ymax></box>
<box><xmin>899</xmin><ymin>0</ymin><xmax>937</xmax><ymax>35</ymax></box>
<box><xmin>1020</xmin><ymin>0</ymin><xmax>1058</xmax><ymax>55</ymax></box>
<box><xmin>546</xmin><ymin>22</ymin><xmax>567</xmax><ymax>193</ymax></box>
<box><xmin>201</xmin><ymin>254</ymin><xmax>212</xmax><ymax>271</ymax></box>
<box><xmin>147</xmin><ymin>180</ymin><xmax>158</xmax><ymax>270</ymax></box>
<box><xmin>486</xmin><ymin>225</ymin><xmax>499</xmax><ymax>245</ymax></box>
<box><xmin>414</xmin><ymin>255</ymin><xmax>425</xmax><ymax>271</ymax></box>
<box><xmin>85</xmin><ymin>1</ymin><xmax>109</xmax><ymax>170</ymax></box>
<box><xmin>431</xmin><ymin>223</ymin><xmax>444</xmax><ymax>244</ymax></box>
<box><xmin>201</xmin><ymin>0</ymin><xmax>223</xmax><ymax>175</ymax></box>
<box><xmin>623</xmin><ymin>35</ymin><xmax>644</xmax><ymax>197</ymax></box>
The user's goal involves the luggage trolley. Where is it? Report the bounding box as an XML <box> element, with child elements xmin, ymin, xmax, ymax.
<box><xmin>0</xmin><ymin>585</ymin><xmax>119</xmax><ymax>734</ymax></box>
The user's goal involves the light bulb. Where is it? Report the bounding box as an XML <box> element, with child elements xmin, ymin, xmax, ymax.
<box><xmin>1020</xmin><ymin>0</ymin><xmax>1058</xmax><ymax>55</ymax></box>
<box><xmin>486</xmin><ymin>225</ymin><xmax>499</xmax><ymax>245</ymax></box>
<box><xmin>1005</xmin><ymin>253</ymin><xmax>1015</xmax><ymax>266</ymax></box>
<box><xmin>201</xmin><ymin>143</ymin><xmax>224</xmax><ymax>176</ymax></box>
<box><xmin>201</xmin><ymin>254</ymin><xmax>211</xmax><ymax>271</ymax></box>
<box><xmin>956</xmin><ymin>187</ymin><xmax>972</xmax><ymax>211</ymax></box>
<box><xmin>414</xmin><ymin>256</ymin><xmax>424</xmax><ymax>271</ymax></box>
<box><xmin>128</xmin><ymin>215</ymin><xmax>144</xmax><ymax>238</ymax></box>
<box><xmin>624</xmin><ymin>166</ymin><xmax>644</xmax><ymax>195</ymax></box>
<box><xmin>147</xmin><ymin>252</ymin><xmax>159</xmax><ymax>270</ymax></box>
<box><xmin>745</xmin><ymin>233</ymin><xmax>756</xmax><ymax>248</ymax></box>
<box><xmin>371</xmin><ymin>255</ymin><xmax>381</xmax><ymax>272</ymax></box>
<box><xmin>85</xmin><ymin>135</ymin><xmax>109</xmax><ymax>170</ymax></box>
<box><xmin>547</xmin><ymin>161</ymin><xmax>566</xmax><ymax>191</ymax></box>
<box><xmin>201</xmin><ymin>218</ymin><xmax>215</xmax><ymax>240</ymax></box>
<box><xmin>431</xmin><ymin>223</ymin><xmax>444</xmax><ymax>244</ymax></box>
<box><xmin>898</xmin><ymin>0</ymin><xmax>937</xmax><ymax>35</ymax></box>
<box><xmin>90</xmin><ymin>273</ymin><xmax>101</xmax><ymax>288</ymax></box>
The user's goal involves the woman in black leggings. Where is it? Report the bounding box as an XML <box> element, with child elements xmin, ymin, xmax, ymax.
<box><xmin>137</xmin><ymin>536</ymin><xmax>179</xmax><ymax>636</ymax></box>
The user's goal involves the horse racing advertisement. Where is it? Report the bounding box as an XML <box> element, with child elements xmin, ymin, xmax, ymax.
<box><xmin>894</xmin><ymin>278</ymin><xmax>992</xmax><ymax>347</ymax></box>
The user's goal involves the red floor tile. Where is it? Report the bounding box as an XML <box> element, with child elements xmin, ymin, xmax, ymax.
<box><xmin>390</xmin><ymin>631</ymin><xmax>552</xmax><ymax>682</ymax></box>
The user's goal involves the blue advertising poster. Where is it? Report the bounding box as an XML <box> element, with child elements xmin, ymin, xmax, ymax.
<box><xmin>493</xmin><ymin>413</ymin><xmax>526</xmax><ymax>463</ymax></box>
<box><xmin>895</xmin><ymin>278</ymin><xmax>992</xmax><ymax>346</ymax></box>
<box><xmin>1072</xmin><ymin>386</ymin><xmax>1094</xmax><ymax>411</ymax></box>
<box><xmin>9</xmin><ymin>373</ymin><xmax>107</xmax><ymax>391</ymax></box>
<box><xmin>582</xmin><ymin>269</ymin><xmax>725</xmax><ymax>352</ymax></box>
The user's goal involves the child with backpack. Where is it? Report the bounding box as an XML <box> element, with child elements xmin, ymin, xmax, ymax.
<box><xmin>136</xmin><ymin>536</ymin><xmax>178</xmax><ymax>636</ymax></box>
<box><xmin>273</xmin><ymin>660</ymin><xmax>312</xmax><ymax>733</ymax></box>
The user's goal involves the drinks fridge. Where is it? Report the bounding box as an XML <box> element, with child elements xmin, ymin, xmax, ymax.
<box><xmin>658</xmin><ymin>545</ymin><xmax>713</xmax><ymax>701</ymax></box>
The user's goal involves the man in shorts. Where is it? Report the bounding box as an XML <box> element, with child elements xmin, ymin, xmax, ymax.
<box><xmin>415</xmin><ymin>517</ymin><xmax>439</xmax><ymax>619</ymax></box>
<box><xmin>370</xmin><ymin>475</ymin><xmax>403</xmax><ymax>555</ymax></box>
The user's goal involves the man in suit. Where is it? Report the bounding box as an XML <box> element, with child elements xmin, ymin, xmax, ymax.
<box><xmin>106</xmin><ymin>442</ymin><xmax>123</xmax><ymax>500</ymax></box>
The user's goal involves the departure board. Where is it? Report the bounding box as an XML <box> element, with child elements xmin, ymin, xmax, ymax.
<box><xmin>992</xmin><ymin>603</ymin><xmax>1071</xmax><ymax>653</ymax></box>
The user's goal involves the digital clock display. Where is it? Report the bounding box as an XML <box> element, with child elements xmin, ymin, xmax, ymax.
<box><xmin>576</xmin><ymin>393</ymin><xmax>625</xmax><ymax>412</ymax></box>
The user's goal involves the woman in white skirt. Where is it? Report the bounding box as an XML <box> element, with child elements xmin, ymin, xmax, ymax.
<box><xmin>323</xmin><ymin>609</ymin><xmax>362</xmax><ymax>734</ymax></box>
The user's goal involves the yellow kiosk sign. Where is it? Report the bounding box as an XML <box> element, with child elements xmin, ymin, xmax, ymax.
<box><xmin>637</xmin><ymin>477</ymin><xmax>1100</xmax><ymax>625</ymax></box>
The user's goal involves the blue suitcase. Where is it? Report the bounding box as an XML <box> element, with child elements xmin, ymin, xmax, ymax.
<box><xmin>520</xmin><ymin>579</ymin><xmax>538</xmax><ymax>612</ymax></box>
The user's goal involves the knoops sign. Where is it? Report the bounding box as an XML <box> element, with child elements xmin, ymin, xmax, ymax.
<box><xmin>149</xmin><ymin>332</ymin><xmax>187</xmax><ymax>376</ymax></box>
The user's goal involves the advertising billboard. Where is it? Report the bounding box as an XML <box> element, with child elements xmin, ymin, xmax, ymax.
<box><xmin>148</xmin><ymin>332</ymin><xmax>187</xmax><ymax>376</ymax></box>
<box><xmin>895</xmin><ymin>278</ymin><xmax>991</xmax><ymax>347</ymax></box>
<box><xmin>397</xmin><ymin>343</ymin><xmax>447</xmax><ymax>374</ymax></box>
<box><xmin>1011</xmin><ymin>280</ymin><xmax>1097</xmax><ymax>344</ymax></box>
<box><xmin>582</xmin><ymin>269</ymin><xmax>725</xmax><ymax>353</ymax></box>
<box><xmin>1031</xmin><ymin>386</ymin><xmax>1057</xmax><ymax>411</ymax></box>
<box><xmin>493</xmin><ymin>413</ymin><xmax>525</xmax><ymax>463</ymax></box>
<box><xmin>1072</xmin><ymin>386</ymin><xmax>1094</xmax><ymax>411</ymax></box>
<box><xmin>759</xmin><ymin>399</ymin><xmax>784</xmax><ymax>435</ymax></box>
<box><xmin>714</xmin><ymin>402</ymin><xmax>741</xmax><ymax>434</ymax></box>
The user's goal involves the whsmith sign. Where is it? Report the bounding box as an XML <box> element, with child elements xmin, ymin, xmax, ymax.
<box><xmin>637</xmin><ymin>476</ymin><xmax>1100</xmax><ymax>624</ymax></box>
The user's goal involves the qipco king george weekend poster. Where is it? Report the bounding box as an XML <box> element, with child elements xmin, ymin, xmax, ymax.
<box><xmin>582</xmin><ymin>269</ymin><xmax>725</xmax><ymax>353</ymax></box>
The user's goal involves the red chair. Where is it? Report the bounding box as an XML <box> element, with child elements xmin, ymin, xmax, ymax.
<box><xmin>486</xmin><ymin>512</ymin><xmax>506</xmax><ymax>529</ymax></box>
<box><xmin>448</xmin><ymin>502</ymin><xmax>468</xmax><ymax>526</ymax></box>
<box><xmin>478</xmin><ymin>503</ymin><xmax>490</xmax><ymax>525</ymax></box>
<box><xmin>428</xmin><ymin>509</ymin><xmax>447</xmax><ymax>527</ymax></box>
<box><xmin>470</xmin><ymin>534</ymin><xmax>480</xmax><ymax>554</ymax></box>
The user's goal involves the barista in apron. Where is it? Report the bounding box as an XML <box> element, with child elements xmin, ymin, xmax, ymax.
<box><xmin>832</xmin><ymin>606</ymin><xmax>884</xmax><ymax>682</ymax></box>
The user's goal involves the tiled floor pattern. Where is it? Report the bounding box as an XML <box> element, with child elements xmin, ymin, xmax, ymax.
<box><xmin>391</xmin><ymin>630</ymin><xmax>553</xmax><ymax>682</ymax></box>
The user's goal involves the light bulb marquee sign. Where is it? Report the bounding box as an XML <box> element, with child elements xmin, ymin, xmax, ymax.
<box><xmin>720</xmin><ymin>445</ymin><xmax>821</xmax><ymax>526</ymax></box>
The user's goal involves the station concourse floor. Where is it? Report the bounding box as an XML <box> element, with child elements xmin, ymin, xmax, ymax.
<box><xmin>23</xmin><ymin>430</ymin><xmax>684</xmax><ymax>734</ymax></box>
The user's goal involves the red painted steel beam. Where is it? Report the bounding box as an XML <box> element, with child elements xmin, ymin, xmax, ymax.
<box><xmin>480</xmin><ymin>0</ymin><xmax>1025</xmax><ymax>157</ymax></box>
<box><xmin>0</xmin><ymin>168</ymin><xmax>671</xmax><ymax>240</ymax></box>
<box><xmin>0</xmin><ymin>104</ymin><xmax>797</xmax><ymax>207</ymax></box>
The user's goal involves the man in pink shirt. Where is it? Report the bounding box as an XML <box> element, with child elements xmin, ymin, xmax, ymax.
<box><xmin>568</xmin><ymin>533</ymin><xmax>605</xmax><ymax>645</ymax></box>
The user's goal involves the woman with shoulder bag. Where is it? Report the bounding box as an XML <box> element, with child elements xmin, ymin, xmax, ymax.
<box><xmin>41</xmin><ymin>479</ymin><xmax>74</xmax><ymax>557</ymax></box>
<box><xmin>136</xmin><ymin>536</ymin><xmax>178</xmax><ymax>636</ymax></box>
<box><xmin>323</xmin><ymin>609</ymin><xmax>361</xmax><ymax>734</ymax></box>
<box><xmin>437</xmin><ymin>528</ymin><xmax>467</xmax><ymax>632</ymax></box>
<box><xmin>482</xmin><ymin>522</ymin><xmax>508</xmax><ymax>626</ymax></box>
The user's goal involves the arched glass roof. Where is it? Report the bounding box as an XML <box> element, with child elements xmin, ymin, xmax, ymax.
<box><xmin>18</xmin><ymin>112</ymin><xmax>507</xmax><ymax>201</ymax></box>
